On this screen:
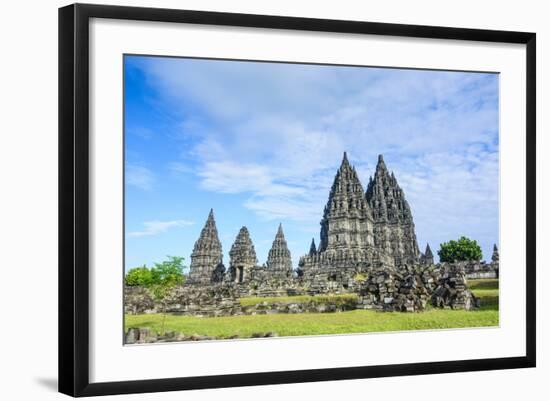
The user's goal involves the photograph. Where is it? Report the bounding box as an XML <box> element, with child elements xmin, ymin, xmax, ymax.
<box><xmin>123</xmin><ymin>55</ymin><xmax>500</xmax><ymax>344</ymax></box>
<box><xmin>0</xmin><ymin>0</ymin><xmax>542</xmax><ymax>398</ymax></box>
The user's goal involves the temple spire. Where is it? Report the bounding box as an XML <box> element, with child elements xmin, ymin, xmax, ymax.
<box><xmin>420</xmin><ymin>243</ymin><xmax>434</xmax><ymax>265</ymax></box>
<box><xmin>309</xmin><ymin>238</ymin><xmax>317</xmax><ymax>256</ymax></box>
<box><xmin>266</xmin><ymin>224</ymin><xmax>293</xmax><ymax>277</ymax></box>
<box><xmin>188</xmin><ymin>209</ymin><xmax>224</xmax><ymax>284</ymax></box>
<box><xmin>366</xmin><ymin>154</ymin><xmax>420</xmax><ymax>265</ymax></box>
<box><xmin>376</xmin><ymin>154</ymin><xmax>387</xmax><ymax>172</ymax></box>
<box><xmin>320</xmin><ymin>151</ymin><xmax>370</xmax><ymax>252</ymax></box>
<box><xmin>425</xmin><ymin>243</ymin><xmax>433</xmax><ymax>258</ymax></box>
<box><xmin>491</xmin><ymin>244</ymin><xmax>499</xmax><ymax>263</ymax></box>
<box><xmin>276</xmin><ymin>223</ymin><xmax>284</xmax><ymax>237</ymax></box>
<box><xmin>205</xmin><ymin>208</ymin><xmax>215</xmax><ymax>227</ymax></box>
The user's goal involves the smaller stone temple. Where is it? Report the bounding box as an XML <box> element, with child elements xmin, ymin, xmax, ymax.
<box><xmin>420</xmin><ymin>243</ymin><xmax>434</xmax><ymax>265</ymax></box>
<box><xmin>187</xmin><ymin>209</ymin><xmax>224</xmax><ymax>284</ymax></box>
<box><xmin>227</xmin><ymin>227</ymin><xmax>257</xmax><ymax>283</ymax></box>
<box><xmin>265</xmin><ymin>224</ymin><xmax>293</xmax><ymax>278</ymax></box>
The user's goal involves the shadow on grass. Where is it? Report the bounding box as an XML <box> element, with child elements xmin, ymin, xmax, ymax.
<box><xmin>469</xmin><ymin>279</ymin><xmax>499</xmax><ymax>290</ymax></box>
<box><xmin>478</xmin><ymin>296</ymin><xmax>499</xmax><ymax>311</ymax></box>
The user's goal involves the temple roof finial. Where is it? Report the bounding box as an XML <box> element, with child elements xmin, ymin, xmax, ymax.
<box><xmin>492</xmin><ymin>244</ymin><xmax>499</xmax><ymax>263</ymax></box>
<box><xmin>376</xmin><ymin>154</ymin><xmax>387</xmax><ymax>171</ymax></box>
<box><xmin>309</xmin><ymin>238</ymin><xmax>317</xmax><ymax>256</ymax></box>
<box><xmin>425</xmin><ymin>243</ymin><xmax>433</xmax><ymax>257</ymax></box>
<box><xmin>339</xmin><ymin>151</ymin><xmax>350</xmax><ymax>169</ymax></box>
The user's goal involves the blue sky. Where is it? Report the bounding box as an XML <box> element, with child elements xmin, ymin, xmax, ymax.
<box><xmin>124</xmin><ymin>55</ymin><xmax>499</xmax><ymax>272</ymax></box>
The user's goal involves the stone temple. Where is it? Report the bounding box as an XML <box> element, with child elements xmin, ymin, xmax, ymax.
<box><xmin>265</xmin><ymin>224</ymin><xmax>293</xmax><ymax>278</ymax></box>
<box><xmin>126</xmin><ymin>153</ymin><xmax>499</xmax><ymax>321</ymax></box>
<box><xmin>188</xmin><ymin>209</ymin><xmax>224</xmax><ymax>284</ymax></box>
<box><xmin>299</xmin><ymin>153</ymin><xmax>419</xmax><ymax>278</ymax></box>
<box><xmin>226</xmin><ymin>226</ymin><xmax>258</xmax><ymax>283</ymax></box>
<box><xmin>188</xmin><ymin>153</ymin><xmax>423</xmax><ymax>284</ymax></box>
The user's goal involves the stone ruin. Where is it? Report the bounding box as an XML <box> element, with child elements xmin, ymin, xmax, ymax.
<box><xmin>126</xmin><ymin>153</ymin><xmax>498</xmax><ymax>316</ymax></box>
<box><xmin>125</xmin><ymin>262</ymin><xmax>480</xmax><ymax>317</ymax></box>
<box><xmin>187</xmin><ymin>209</ymin><xmax>224</xmax><ymax>284</ymax></box>
<box><xmin>265</xmin><ymin>224</ymin><xmax>294</xmax><ymax>279</ymax></box>
<box><xmin>462</xmin><ymin>245</ymin><xmax>499</xmax><ymax>279</ymax></box>
<box><xmin>357</xmin><ymin>263</ymin><xmax>479</xmax><ymax>312</ymax></box>
<box><xmin>226</xmin><ymin>226</ymin><xmax>258</xmax><ymax>284</ymax></box>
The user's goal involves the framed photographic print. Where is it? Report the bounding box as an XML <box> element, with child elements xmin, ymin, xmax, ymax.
<box><xmin>58</xmin><ymin>3</ymin><xmax>536</xmax><ymax>397</ymax></box>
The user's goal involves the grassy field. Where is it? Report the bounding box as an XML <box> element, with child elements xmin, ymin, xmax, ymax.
<box><xmin>239</xmin><ymin>293</ymin><xmax>358</xmax><ymax>306</ymax></box>
<box><xmin>125</xmin><ymin>279</ymin><xmax>499</xmax><ymax>339</ymax></box>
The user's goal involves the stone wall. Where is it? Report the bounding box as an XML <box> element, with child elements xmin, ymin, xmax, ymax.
<box><xmin>124</xmin><ymin>286</ymin><xmax>156</xmax><ymax>314</ymax></box>
<box><xmin>125</xmin><ymin>284</ymin><xmax>238</xmax><ymax>316</ymax></box>
<box><xmin>463</xmin><ymin>260</ymin><xmax>499</xmax><ymax>279</ymax></box>
<box><xmin>125</xmin><ymin>262</ymin><xmax>481</xmax><ymax>316</ymax></box>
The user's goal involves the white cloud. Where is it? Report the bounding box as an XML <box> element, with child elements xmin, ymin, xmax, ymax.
<box><xmin>396</xmin><ymin>149</ymin><xmax>498</xmax><ymax>260</ymax></box>
<box><xmin>128</xmin><ymin>219</ymin><xmax>195</xmax><ymax>237</ymax></box>
<box><xmin>126</xmin><ymin>164</ymin><xmax>154</xmax><ymax>191</ymax></box>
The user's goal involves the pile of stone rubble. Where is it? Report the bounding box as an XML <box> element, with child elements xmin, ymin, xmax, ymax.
<box><xmin>357</xmin><ymin>264</ymin><xmax>479</xmax><ymax>312</ymax></box>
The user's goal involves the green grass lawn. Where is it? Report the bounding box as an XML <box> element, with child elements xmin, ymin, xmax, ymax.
<box><xmin>239</xmin><ymin>293</ymin><xmax>358</xmax><ymax>306</ymax></box>
<box><xmin>125</xmin><ymin>279</ymin><xmax>499</xmax><ymax>339</ymax></box>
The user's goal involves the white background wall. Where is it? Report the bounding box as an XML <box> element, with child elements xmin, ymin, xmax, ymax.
<box><xmin>0</xmin><ymin>0</ymin><xmax>546</xmax><ymax>399</ymax></box>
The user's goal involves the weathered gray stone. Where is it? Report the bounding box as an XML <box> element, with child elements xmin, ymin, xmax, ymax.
<box><xmin>227</xmin><ymin>227</ymin><xmax>257</xmax><ymax>283</ymax></box>
<box><xmin>265</xmin><ymin>224</ymin><xmax>293</xmax><ymax>278</ymax></box>
<box><xmin>430</xmin><ymin>264</ymin><xmax>478</xmax><ymax>310</ymax></box>
<box><xmin>125</xmin><ymin>328</ymin><xmax>139</xmax><ymax>344</ymax></box>
<box><xmin>299</xmin><ymin>153</ymin><xmax>421</xmax><ymax>278</ymax></box>
<box><xmin>420</xmin><ymin>243</ymin><xmax>434</xmax><ymax>265</ymax></box>
<box><xmin>188</xmin><ymin>209</ymin><xmax>224</xmax><ymax>284</ymax></box>
<box><xmin>309</xmin><ymin>238</ymin><xmax>317</xmax><ymax>256</ymax></box>
<box><xmin>124</xmin><ymin>286</ymin><xmax>155</xmax><ymax>314</ymax></box>
<box><xmin>366</xmin><ymin>154</ymin><xmax>420</xmax><ymax>266</ymax></box>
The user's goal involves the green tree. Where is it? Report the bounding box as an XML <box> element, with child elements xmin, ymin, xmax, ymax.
<box><xmin>125</xmin><ymin>265</ymin><xmax>153</xmax><ymax>287</ymax></box>
<box><xmin>148</xmin><ymin>256</ymin><xmax>186</xmax><ymax>334</ymax></box>
<box><xmin>438</xmin><ymin>236</ymin><xmax>483</xmax><ymax>263</ymax></box>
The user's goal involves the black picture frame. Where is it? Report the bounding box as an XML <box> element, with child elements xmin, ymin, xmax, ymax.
<box><xmin>59</xmin><ymin>3</ymin><xmax>536</xmax><ymax>397</ymax></box>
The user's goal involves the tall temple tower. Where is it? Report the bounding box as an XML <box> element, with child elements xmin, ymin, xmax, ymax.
<box><xmin>319</xmin><ymin>152</ymin><xmax>375</xmax><ymax>257</ymax></box>
<box><xmin>188</xmin><ymin>209</ymin><xmax>224</xmax><ymax>284</ymax></box>
<box><xmin>266</xmin><ymin>224</ymin><xmax>293</xmax><ymax>278</ymax></box>
<box><xmin>228</xmin><ymin>227</ymin><xmax>257</xmax><ymax>283</ymax></box>
<box><xmin>366</xmin><ymin>155</ymin><xmax>420</xmax><ymax>266</ymax></box>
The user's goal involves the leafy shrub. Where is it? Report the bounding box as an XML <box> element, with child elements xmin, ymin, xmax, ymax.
<box><xmin>438</xmin><ymin>236</ymin><xmax>482</xmax><ymax>262</ymax></box>
<box><xmin>125</xmin><ymin>266</ymin><xmax>153</xmax><ymax>287</ymax></box>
